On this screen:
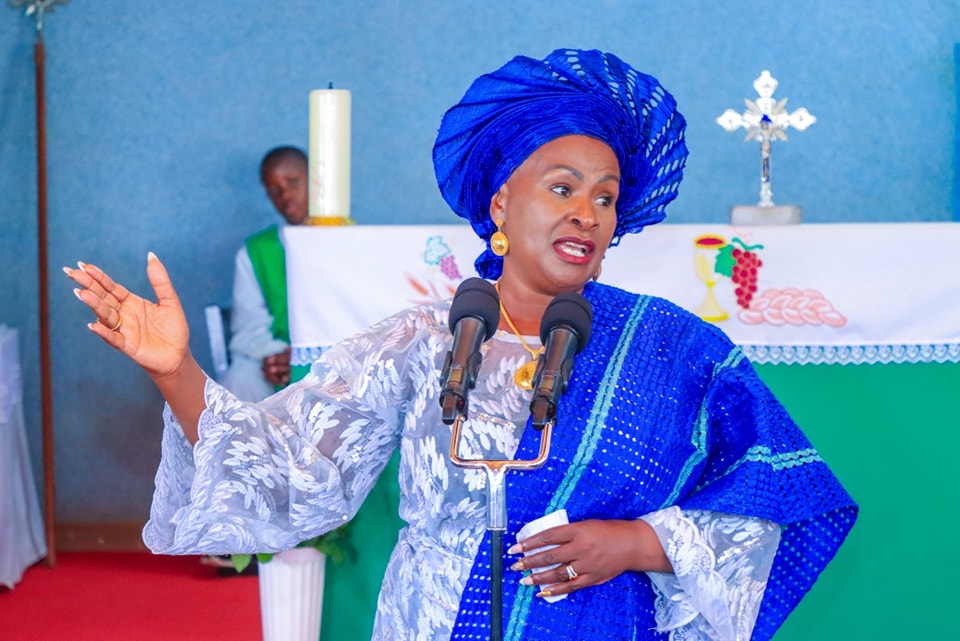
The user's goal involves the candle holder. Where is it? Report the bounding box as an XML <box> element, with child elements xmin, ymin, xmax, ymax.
<box><xmin>305</xmin><ymin>216</ymin><xmax>353</xmax><ymax>227</ymax></box>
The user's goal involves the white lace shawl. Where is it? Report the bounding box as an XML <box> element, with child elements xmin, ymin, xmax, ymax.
<box><xmin>144</xmin><ymin>302</ymin><xmax>780</xmax><ymax>641</ymax></box>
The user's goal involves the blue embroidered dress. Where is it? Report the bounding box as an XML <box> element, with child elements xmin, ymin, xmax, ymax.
<box><xmin>145</xmin><ymin>282</ymin><xmax>856</xmax><ymax>641</ymax></box>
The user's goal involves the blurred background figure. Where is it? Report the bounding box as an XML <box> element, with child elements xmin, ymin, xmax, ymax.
<box><xmin>221</xmin><ymin>146</ymin><xmax>309</xmax><ymax>401</ymax></box>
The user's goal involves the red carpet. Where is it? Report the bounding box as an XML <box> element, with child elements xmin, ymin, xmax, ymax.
<box><xmin>0</xmin><ymin>552</ymin><xmax>261</xmax><ymax>641</ymax></box>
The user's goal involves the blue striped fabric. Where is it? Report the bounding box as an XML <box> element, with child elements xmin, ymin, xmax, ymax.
<box><xmin>450</xmin><ymin>281</ymin><xmax>857</xmax><ymax>641</ymax></box>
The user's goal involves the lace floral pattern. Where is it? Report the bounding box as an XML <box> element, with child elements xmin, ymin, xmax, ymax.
<box><xmin>144</xmin><ymin>301</ymin><xmax>779</xmax><ymax>641</ymax></box>
<box><xmin>642</xmin><ymin>507</ymin><xmax>781</xmax><ymax>641</ymax></box>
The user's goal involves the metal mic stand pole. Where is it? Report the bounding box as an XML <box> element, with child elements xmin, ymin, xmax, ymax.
<box><xmin>449</xmin><ymin>415</ymin><xmax>553</xmax><ymax>641</ymax></box>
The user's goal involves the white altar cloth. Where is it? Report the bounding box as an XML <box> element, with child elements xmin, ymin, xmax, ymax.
<box><xmin>284</xmin><ymin>223</ymin><xmax>960</xmax><ymax>366</ymax></box>
<box><xmin>0</xmin><ymin>325</ymin><xmax>47</xmax><ymax>588</ymax></box>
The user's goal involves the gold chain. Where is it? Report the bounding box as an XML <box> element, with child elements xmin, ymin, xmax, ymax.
<box><xmin>495</xmin><ymin>281</ymin><xmax>544</xmax><ymax>389</ymax></box>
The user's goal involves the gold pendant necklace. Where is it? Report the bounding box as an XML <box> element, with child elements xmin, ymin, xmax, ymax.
<box><xmin>513</xmin><ymin>359</ymin><xmax>539</xmax><ymax>390</ymax></box>
<box><xmin>495</xmin><ymin>282</ymin><xmax>544</xmax><ymax>390</ymax></box>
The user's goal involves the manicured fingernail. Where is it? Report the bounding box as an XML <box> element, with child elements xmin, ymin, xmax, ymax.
<box><xmin>509</xmin><ymin>560</ymin><xmax>524</xmax><ymax>572</ymax></box>
<box><xmin>519</xmin><ymin>576</ymin><xmax>533</xmax><ymax>586</ymax></box>
<box><xmin>507</xmin><ymin>543</ymin><xmax>521</xmax><ymax>555</ymax></box>
<box><xmin>148</xmin><ymin>251</ymin><xmax>157</xmax><ymax>261</ymax></box>
<box><xmin>62</xmin><ymin>266</ymin><xmax>72</xmax><ymax>277</ymax></box>
<box><xmin>77</xmin><ymin>261</ymin><xmax>88</xmax><ymax>272</ymax></box>
<box><xmin>73</xmin><ymin>288</ymin><xmax>83</xmax><ymax>300</ymax></box>
<box><xmin>536</xmin><ymin>590</ymin><xmax>552</xmax><ymax>598</ymax></box>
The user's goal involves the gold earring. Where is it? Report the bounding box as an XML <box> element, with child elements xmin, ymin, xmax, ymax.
<box><xmin>490</xmin><ymin>219</ymin><xmax>509</xmax><ymax>257</ymax></box>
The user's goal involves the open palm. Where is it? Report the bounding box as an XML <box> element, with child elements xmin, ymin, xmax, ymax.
<box><xmin>65</xmin><ymin>253</ymin><xmax>190</xmax><ymax>378</ymax></box>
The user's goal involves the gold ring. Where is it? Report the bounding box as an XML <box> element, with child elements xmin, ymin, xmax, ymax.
<box><xmin>564</xmin><ymin>564</ymin><xmax>578</xmax><ymax>581</ymax></box>
<box><xmin>99</xmin><ymin>316</ymin><xmax>122</xmax><ymax>332</ymax></box>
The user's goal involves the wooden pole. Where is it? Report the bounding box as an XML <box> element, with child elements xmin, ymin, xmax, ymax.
<box><xmin>35</xmin><ymin>29</ymin><xmax>56</xmax><ymax>568</ymax></box>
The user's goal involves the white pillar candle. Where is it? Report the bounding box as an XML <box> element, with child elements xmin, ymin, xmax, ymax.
<box><xmin>308</xmin><ymin>89</ymin><xmax>351</xmax><ymax>220</ymax></box>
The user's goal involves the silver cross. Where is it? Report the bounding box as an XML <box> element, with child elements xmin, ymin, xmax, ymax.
<box><xmin>10</xmin><ymin>0</ymin><xmax>69</xmax><ymax>32</ymax></box>
<box><xmin>717</xmin><ymin>71</ymin><xmax>816</xmax><ymax>207</ymax></box>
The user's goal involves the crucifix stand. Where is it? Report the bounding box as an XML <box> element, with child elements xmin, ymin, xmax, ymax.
<box><xmin>730</xmin><ymin>204</ymin><xmax>802</xmax><ymax>225</ymax></box>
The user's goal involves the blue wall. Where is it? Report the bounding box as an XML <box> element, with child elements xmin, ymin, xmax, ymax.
<box><xmin>1</xmin><ymin>1</ymin><xmax>957</xmax><ymax>521</ymax></box>
<box><xmin>955</xmin><ymin>42</ymin><xmax>960</xmax><ymax>221</ymax></box>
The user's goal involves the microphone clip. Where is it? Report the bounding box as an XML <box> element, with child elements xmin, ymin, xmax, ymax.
<box><xmin>529</xmin><ymin>353</ymin><xmax>574</xmax><ymax>429</ymax></box>
<box><xmin>439</xmin><ymin>345</ymin><xmax>483</xmax><ymax>424</ymax></box>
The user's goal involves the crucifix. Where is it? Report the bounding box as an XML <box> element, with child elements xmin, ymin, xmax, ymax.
<box><xmin>10</xmin><ymin>0</ymin><xmax>70</xmax><ymax>568</ymax></box>
<box><xmin>12</xmin><ymin>0</ymin><xmax>67</xmax><ymax>30</ymax></box>
<box><xmin>717</xmin><ymin>70</ymin><xmax>816</xmax><ymax>224</ymax></box>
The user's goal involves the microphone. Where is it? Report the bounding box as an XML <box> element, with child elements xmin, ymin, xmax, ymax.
<box><xmin>530</xmin><ymin>292</ymin><xmax>593</xmax><ymax>429</ymax></box>
<box><xmin>439</xmin><ymin>277</ymin><xmax>500</xmax><ymax>425</ymax></box>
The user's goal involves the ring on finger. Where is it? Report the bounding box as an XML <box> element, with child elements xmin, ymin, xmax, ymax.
<box><xmin>99</xmin><ymin>315</ymin><xmax>122</xmax><ymax>332</ymax></box>
<box><xmin>564</xmin><ymin>564</ymin><xmax>578</xmax><ymax>581</ymax></box>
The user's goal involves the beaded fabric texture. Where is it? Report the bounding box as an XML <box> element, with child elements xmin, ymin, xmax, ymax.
<box><xmin>450</xmin><ymin>281</ymin><xmax>857</xmax><ymax>641</ymax></box>
<box><xmin>433</xmin><ymin>48</ymin><xmax>689</xmax><ymax>279</ymax></box>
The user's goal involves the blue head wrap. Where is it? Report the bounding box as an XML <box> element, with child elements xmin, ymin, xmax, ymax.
<box><xmin>433</xmin><ymin>48</ymin><xmax>689</xmax><ymax>279</ymax></box>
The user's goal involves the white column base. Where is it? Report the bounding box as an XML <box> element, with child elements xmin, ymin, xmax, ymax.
<box><xmin>259</xmin><ymin>548</ymin><xmax>326</xmax><ymax>641</ymax></box>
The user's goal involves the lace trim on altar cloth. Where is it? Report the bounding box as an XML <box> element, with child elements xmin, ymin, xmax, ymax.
<box><xmin>740</xmin><ymin>342</ymin><xmax>960</xmax><ymax>365</ymax></box>
<box><xmin>291</xmin><ymin>346</ymin><xmax>329</xmax><ymax>367</ymax></box>
<box><xmin>298</xmin><ymin>342</ymin><xmax>960</xmax><ymax>368</ymax></box>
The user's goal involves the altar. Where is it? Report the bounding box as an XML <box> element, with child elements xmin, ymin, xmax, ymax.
<box><xmin>282</xmin><ymin>222</ymin><xmax>960</xmax><ymax>641</ymax></box>
<box><xmin>284</xmin><ymin>222</ymin><xmax>960</xmax><ymax>366</ymax></box>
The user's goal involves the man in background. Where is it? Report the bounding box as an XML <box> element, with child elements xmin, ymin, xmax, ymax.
<box><xmin>221</xmin><ymin>146</ymin><xmax>308</xmax><ymax>401</ymax></box>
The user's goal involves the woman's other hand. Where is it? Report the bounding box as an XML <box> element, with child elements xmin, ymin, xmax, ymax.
<box><xmin>508</xmin><ymin>518</ymin><xmax>672</xmax><ymax>599</ymax></box>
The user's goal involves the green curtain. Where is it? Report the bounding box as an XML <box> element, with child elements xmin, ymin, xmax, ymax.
<box><xmin>756</xmin><ymin>361</ymin><xmax>959</xmax><ymax>640</ymax></box>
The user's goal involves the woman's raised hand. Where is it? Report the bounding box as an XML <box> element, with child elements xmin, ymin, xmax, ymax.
<box><xmin>65</xmin><ymin>252</ymin><xmax>207</xmax><ymax>443</ymax></box>
<box><xmin>64</xmin><ymin>252</ymin><xmax>190</xmax><ymax>379</ymax></box>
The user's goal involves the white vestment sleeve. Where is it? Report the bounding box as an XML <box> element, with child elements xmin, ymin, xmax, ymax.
<box><xmin>227</xmin><ymin>247</ymin><xmax>289</xmax><ymax>361</ymax></box>
<box><xmin>641</xmin><ymin>506</ymin><xmax>781</xmax><ymax>641</ymax></box>
<box><xmin>220</xmin><ymin>247</ymin><xmax>289</xmax><ymax>401</ymax></box>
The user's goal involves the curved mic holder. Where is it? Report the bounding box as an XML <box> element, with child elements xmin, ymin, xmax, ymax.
<box><xmin>448</xmin><ymin>415</ymin><xmax>552</xmax><ymax>641</ymax></box>
<box><xmin>448</xmin><ymin>416</ymin><xmax>553</xmax><ymax>529</ymax></box>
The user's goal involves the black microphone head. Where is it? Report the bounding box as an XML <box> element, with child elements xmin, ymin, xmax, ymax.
<box><xmin>540</xmin><ymin>292</ymin><xmax>593</xmax><ymax>352</ymax></box>
<box><xmin>448</xmin><ymin>277</ymin><xmax>500</xmax><ymax>341</ymax></box>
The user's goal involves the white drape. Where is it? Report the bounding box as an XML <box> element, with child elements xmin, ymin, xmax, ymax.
<box><xmin>0</xmin><ymin>325</ymin><xmax>47</xmax><ymax>588</ymax></box>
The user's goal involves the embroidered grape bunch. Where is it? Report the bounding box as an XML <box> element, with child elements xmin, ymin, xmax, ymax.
<box><xmin>439</xmin><ymin>254</ymin><xmax>462</xmax><ymax>280</ymax></box>
<box><xmin>425</xmin><ymin>235</ymin><xmax>463</xmax><ymax>281</ymax></box>
<box><xmin>715</xmin><ymin>238</ymin><xmax>764</xmax><ymax>309</ymax></box>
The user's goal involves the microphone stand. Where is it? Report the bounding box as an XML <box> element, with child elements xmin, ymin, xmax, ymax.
<box><xmin>449</xmin><ymin>414</ymin><xmax>553</xmax><ymax>641</ymax></box>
